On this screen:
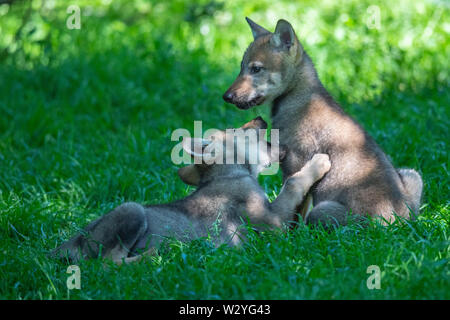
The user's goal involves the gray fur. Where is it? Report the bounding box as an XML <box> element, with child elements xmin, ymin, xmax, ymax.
<box><xmin>224</xmin><ymin>19</ymin><xmax>423</xmax><ymax>227</ymax></box>
<box><xmin>51</xmin><ymin>118</ymin><xmax>331</xmax><ymax>264</ymax></box>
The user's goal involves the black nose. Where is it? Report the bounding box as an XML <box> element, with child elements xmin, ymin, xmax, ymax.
<box><xmin>223</xmin><ymin>91</ymin><xmax>235</xmax><ymax>103</ymax></box>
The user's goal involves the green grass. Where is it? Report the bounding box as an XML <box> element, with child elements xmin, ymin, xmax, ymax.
<box><xmin>0</xmin><ymin>0</ymin><xmax>448</xmax><ymax>299</ymax></box>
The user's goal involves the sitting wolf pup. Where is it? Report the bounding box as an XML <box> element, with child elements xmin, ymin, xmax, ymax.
<box><xmin>52</xmin><ymin>117</ymin><xmax>331</xmax><ymax>264</ymax></box>
<box><xmin>223</xmin><ymin>18</ymin><xmax>423</xmax><ymax>226</ymax></box>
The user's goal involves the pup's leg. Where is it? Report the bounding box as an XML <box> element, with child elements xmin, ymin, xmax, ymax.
<box><xmin>295</xmin><ymin>193</ymin><xmax>313</xmax><ymax>224</ymax></box>
<box><xmin>52</xmin><ymin>202</ymin><xmax>148</xmax><ymax>263</ymax></box>
<box><xmin>397</xmin><ymin>168</ymin><xmax>423</xmax><ymax>215</ymax></box>
<box><xmin>267</xmin><ymin>154</ymin><xmax>331</xmax><ymax>227</ymax></box>
<box><xmin>305</xmin><ymin>201</ymin><xmax>349</xmax><ymax>228</ymax></box>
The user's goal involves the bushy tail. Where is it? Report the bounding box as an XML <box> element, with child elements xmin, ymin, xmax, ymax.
<box><xmin>397</xmin><ymin>168</ymin><xmax>423</xmax><ymax>216</ymax></box>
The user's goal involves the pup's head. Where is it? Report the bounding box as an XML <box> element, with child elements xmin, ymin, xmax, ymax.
<box><xmin>223</xmin><ymin>18</ymin><xmax>303</xmax><ymax>109</ymax></box>
<box><xmin>178</xmin><ymin>117</ymin><xmax>286</xmax><ymax>186</ymax></box>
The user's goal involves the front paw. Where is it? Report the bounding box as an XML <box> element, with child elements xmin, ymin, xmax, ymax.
<box><xmin>286</xmin><ymin>154</ymin><xmax>331</xmax><ymax>191</ymax></box>
<box><xmin>308</xmin><ymin>153</ymin><xmax>331</xmax><ymax>179</ymax></box>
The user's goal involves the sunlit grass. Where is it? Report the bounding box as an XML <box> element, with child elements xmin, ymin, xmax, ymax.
<box><xmin>0</xmin><ymin>0</ymin><xmax>448</xmax><ymax>299</ymax></box>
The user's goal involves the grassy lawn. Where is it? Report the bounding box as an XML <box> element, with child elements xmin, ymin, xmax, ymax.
<box><xmin>0</xmin><ymin>0</ymin><xmax>448</xmax><ymax>299</ymax></box>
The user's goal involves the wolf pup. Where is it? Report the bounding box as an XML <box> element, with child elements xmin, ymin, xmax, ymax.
<box><xmin>223</xmin><ymin>18</ymin><xmax>423</xmax><ymax>226</ymax></box>
<box><xmin>51</xmin><ymin>117</ymin><xmax>331</xmax><ymax>264</ymax></box>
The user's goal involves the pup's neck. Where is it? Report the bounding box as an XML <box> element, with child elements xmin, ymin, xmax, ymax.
<box><xmin>271</xmin><ymin>53</ymin><xmax>324</xmax><ymax>118</ymax></box>
<box><xmin>197</xmin><ymin>165</ymin><xmax>253</xmax><ymax>188</ymax></box>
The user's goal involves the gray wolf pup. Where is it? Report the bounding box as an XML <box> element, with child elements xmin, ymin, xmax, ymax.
<box><xmin>223</xmin><ymin>18</ymin><xmax>423</xmax><ymax>226</ymax></box>
<box><xmin>51</xmin><ymin>117</ymin><xmax>331</xmax><ymax>264</ymax></box>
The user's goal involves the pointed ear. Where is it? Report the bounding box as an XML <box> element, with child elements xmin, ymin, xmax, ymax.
<box><xmin>278</xmin><ymin>144</ymin><xmax>287</xmax><ymax>161</ymax></box>
<box><xmin>178</xmin><ymin>165</ymin><xmax>200</xmax><ymax>186</ymax></box>
<box><xmin>183</xmin><ymin>137</ymin><xmax>218</xmax><ymax>164</ymax></box>
<box><xmin>182</xmin><ymin>137</ymin><xmax>212</xmax><ymax>159</ymax></box>
<box><xmin>246</xmin><ymin>17</ymin><xmax>271</xmax><ymax>40</ymax></box>
<box><xmin>270</xmin><ymin>19</ymin><xmax>297</xmax><ymax>51</ymax></box>
<box><xmin>269</xmin><ymin>143</ymin><xmax>287</xmax><ymax>163</ymax></box>
<box><xmin>241</xmin><ymin>116</ymin><xmax>268</xmax><ymax>130</ymax></box>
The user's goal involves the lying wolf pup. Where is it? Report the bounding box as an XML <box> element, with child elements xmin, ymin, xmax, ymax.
<box><xmin>223</xmin><ymin>18</ymin><xmax>423</xmax><ymax>226</ymax></box>
<box><xmin>52</xmin><ymin>117</ymin><xmax>331</xmax><ymax>264</ymax></box>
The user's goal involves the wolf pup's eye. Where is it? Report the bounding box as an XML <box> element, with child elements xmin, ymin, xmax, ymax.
<box><xmin>250</xmin><ymin>66</ymin><xmax>262</xmax><ymax>74</ymax></box>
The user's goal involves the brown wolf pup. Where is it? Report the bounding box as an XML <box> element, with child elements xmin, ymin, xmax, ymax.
<box><xmin>223</xmin><ymin>18</ymin><xmax>423</xmax><ymax>226</ymax></box>
<box><xmin>51</xmin><ymin>117</ymin><xmax>331</xmax><ymax>264</ymax></box>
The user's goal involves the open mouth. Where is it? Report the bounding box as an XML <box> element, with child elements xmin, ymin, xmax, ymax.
<box><xmin>235</xmin><ymin>96</ymin><xmax>265</xmax><ymax>110</ymax></box>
